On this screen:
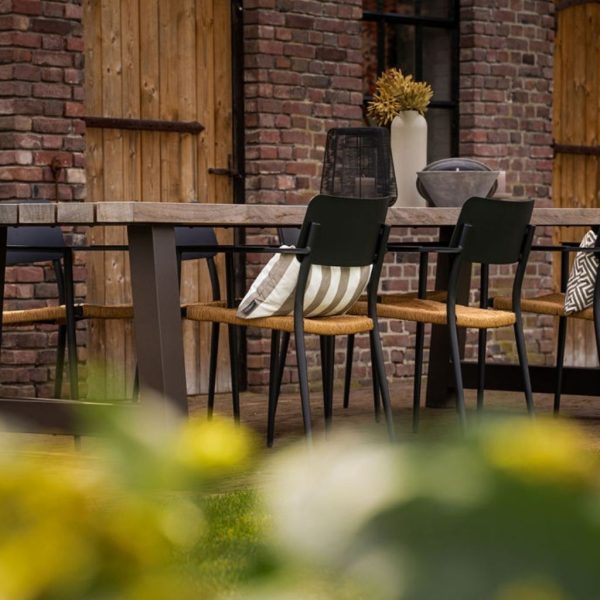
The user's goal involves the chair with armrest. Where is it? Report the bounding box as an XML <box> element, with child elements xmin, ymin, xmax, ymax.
<box><xmin>352</xmin><ymin>196</ymin><xmax>536</xmax><ymax>430</ymax></box>
<box><xmin>4</xmin><ymin>224</ymin><xmax>79</xmax><ymax>399</ymax></box>
<box><xmin>185</xmin><ymin>194</ymin><xmax>394</xmax><ymax>446</ymax></box>
<box><xmin>275</xmin><ymin>127</ymin><xmax>397</xmax><ymax>418</ymax></box>
<box><xmin>492</xmin><ymin>227</ymin><xmax>600</xmax><ymax>414</ymax></box>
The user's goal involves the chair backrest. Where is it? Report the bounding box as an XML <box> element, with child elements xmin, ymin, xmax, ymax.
<box><xmin>320</xmin><ymin>127</ymin><xmax>397</xmax><ymax>205</ymax></box>
<box><xmin>6</xmin><ymin>225</ymin><xmax>65</xmax><ymax>266</ymax></box>
<box><xmin>174</xmin><ymin>226</ymin><xmax>218</xmax><ymax>260</ymax></box>
<box><xmin>296</xmin><ymin>194</ymin><xmax>389</xmax><ymax>267</ymax></box>
<box><xmin>451</xmin><ymin>197</ymin><xmax>534</xmax><ymax>264</ymax></box>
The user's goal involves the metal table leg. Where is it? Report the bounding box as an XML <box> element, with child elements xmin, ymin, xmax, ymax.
<box><xmin>127</xmin><ymin>224</ymin><xmax>188</xmax><ymax>421</ymax></box>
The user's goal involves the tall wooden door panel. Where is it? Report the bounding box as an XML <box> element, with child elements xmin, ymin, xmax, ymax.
<box><xmin>553</xmin><ymin>1</ymin><xmax>600</xmax><ymax>367</ymax></box>
<box><xmin>84</xmin><ymin>0</ymin><xmax>233</xmax><ymax>396</ymax></box>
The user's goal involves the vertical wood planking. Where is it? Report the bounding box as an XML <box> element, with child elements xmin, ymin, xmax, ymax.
<box><xmin>83</xmin><ymin>0</ymin><xmax>107</xmax><ymax>397</ymax></box>
<box><xmin>120</xmin><ymin>0</ymin><xmax>141</xmax><ymax>385</ymax></box>
<box><xmin>210</xmin><ymin>1</ymin><xmax>233</xmax><ymax>392</ymax></box>
<box><xmin>140</xmin><ymin>0</ymin><xmax>161</xmax><ymax>202</ymax></box>
<box><xmin>85</xmin><ymin>0</ymin><xmax>235</xmax><ymax>396</ymax></box>
<box><xmin>553</xmin><ymin>2</ymin><xmax>600</xmax><ymax>367</ymax></box>
<box><xmin>101</xmin><ymin>0</ymin><xmax>127</xmax><ymax>398</ymax></box>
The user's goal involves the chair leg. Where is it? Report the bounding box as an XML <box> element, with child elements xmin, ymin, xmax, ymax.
<box><xmin>369</xmin><ymin>327</ymin><xmax>395</xmax><ymax>441</ymax></box>
<box><xmin>514</xmin><ymin>322</ymin><xmax>534</xmax><ymax>415</ymax></box>
<box><xmin>228</xmin><ymin>324</ymin><xmax>240</xmax><ymax>423</ymax></box>
<box><xmin>65</xmin><ymin>314</ymin><xmax>78</xmax><ymax>401</ymax></box>
<box><xmin>553</xmin><ymin>316</ymin><xmax>567</xmax><ymax>416</ymax></box>
<box><xmin>477</xmin><ymin>328</ymin><xmax>488</xmax><ymax>412</ymax></box>
<box><xmin>207</xmin><ymin>322</ymin><xmax>219</xmax><ymax>419</ymax></box>
<box><xmin>371</xmin><ymin>351</ymin><xmax>381</xmax><ymax>422</ymax></box>
<box><xmin>343</xmin><ymin>334</ymin><xmax>354</xmax><ymax>409</ymax></box>
<box><xmin>320</xmin><ymin>335</ymin><xmax>334</xmax><ymax>431</ymax></box>
<box><xmin>275</xmin><ymin>331</ymin><xmax>290</xmax><ymax>401</ymax></box>
<box><xmin>267</xmin><ymin>330</ymin><xmax>281</xmax><ymax>447</ymax></box>
<box><xmin>132</xmin><ymin>366</ymin><xmax>140</xmax><ymax>402</ymax></box>
<box><xmin>294</xmin><ymin>326</ymin><xmax>312</xmax><ymax>442</ymax></box>
<box><xmin>412</xmin><ymin>322</ymin><xmax>425</xmax><ymax>433</ymax></box>
<box><xmin>448</xmin><ymin>321</ymin><xmax>467</xmax><ymax>430</ymax></box>
<box><xmin>54</xmin><ymin>324</ymin><xmax>66</xmax><ymax>399</ymax></box>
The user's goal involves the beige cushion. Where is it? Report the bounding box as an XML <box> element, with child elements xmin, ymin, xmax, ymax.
<box><xmin>237</xmin><ymin>247</ymin><xmax>372</xmax><ymax>319</ymax></box>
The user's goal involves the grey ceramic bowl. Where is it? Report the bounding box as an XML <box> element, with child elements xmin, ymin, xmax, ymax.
<box><xmin>416</xmin><ymin>170</ymin><xmax>500</xmax><ymax>207</ymax></box>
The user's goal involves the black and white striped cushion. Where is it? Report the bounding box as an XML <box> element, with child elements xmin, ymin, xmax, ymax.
<box><xmin>564</xmin><ymin>230</ymin><xmax>598</xmax><ymax>315</ymax></box>
<box><xmin>237</xmin><ymin>247</ymin><xmax>372</xmax><ymax>319</ymax></box>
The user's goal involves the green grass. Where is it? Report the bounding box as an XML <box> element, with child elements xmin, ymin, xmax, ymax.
<box><xmin>182</xmin><ymin>489</ymin><xmax>271</xmax><ymax>598</ymax></box>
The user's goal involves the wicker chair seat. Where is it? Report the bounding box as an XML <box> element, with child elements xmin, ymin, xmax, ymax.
<box><xmin>352</xmin><ymin>297</ymin><xmax>515</xmax><ymax>329</ymax></box>
<box><xmin>80</xmin><ymin>304</ymin><xmax>134</xmax><ymax>319</ymax></box>
<box><xmin>2</xmin><ymin>305</ymin><xmax>69</xmax><ymax>324</ymax></box>
<box><xmin>493</xmin><ymin>292</ymin><xmax>593</xmax><ymax>321</ymax></box>
<box><xmin>185</xmin><ymin>301</ymin><xmax>374</xmax><ymax>335</ymax></box>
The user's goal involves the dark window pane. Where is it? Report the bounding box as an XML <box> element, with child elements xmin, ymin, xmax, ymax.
<box><xmin>364</xmin><ymin>0</ymin><xmax>455</xmax><ymax>18</ymax></box>
<box><xmin>422</xmin><ymin>28</ymin><xmax>452</xmax><ymax>102</ymax></box>
<box><xmin>388</xmin><ymin>24</ymin><xmax>415</xmax><ymax>75</ymax></box>
<box><xmin>362</xmin><ymin>20</ymin><xmax>380</xmax><ymax>94</ymax></box>
<box><xmin>419</xmin><ymin>0</ymin><xmax>454</xmax><ymax>18</ymax></box>
<box><xmin>426</xmin><ymin>108</ymin><xmax>452</xmax><ymax>162</ymax></box>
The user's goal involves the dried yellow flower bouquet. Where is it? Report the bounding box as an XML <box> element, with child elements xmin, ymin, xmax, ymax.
<box><xmin>367</xmin><ymin>68</ymin><xmax>433</xmax><ymax>126</ymax></box>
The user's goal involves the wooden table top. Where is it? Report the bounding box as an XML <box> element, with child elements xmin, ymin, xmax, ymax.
<box><xmin>0</xmin><ymin>201</ymin><xmax>599</xmax><ymax>227</ymax></box>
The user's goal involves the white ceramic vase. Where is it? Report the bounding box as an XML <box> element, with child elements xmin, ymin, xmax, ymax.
<box><xmin>390</xmin><ymin>110</ymin><xmax>427</xmax><ymax>207</ymax></box>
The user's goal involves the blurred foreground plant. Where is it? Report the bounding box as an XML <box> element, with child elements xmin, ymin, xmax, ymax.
<box><xmin>0</xmin><ymin>399</ymin><xmax>257</xmax><ymax>600</ymax></box>
<box><xmin>261</xmin><ymin>418</ymin><xmax>600</xmax><ymax>600</ymax></box>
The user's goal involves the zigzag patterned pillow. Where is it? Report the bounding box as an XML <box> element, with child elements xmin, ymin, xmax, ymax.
<box><xmin>237</xmin><ymin>247</ymin><xmax>372</xmax><ymax>319</ymax></box>
<box><xmin>564</xmin><ymin>230</ymin><xmax>598</xmax><ymax>315</ymax></box>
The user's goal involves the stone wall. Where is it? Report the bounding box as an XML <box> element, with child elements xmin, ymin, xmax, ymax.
<box><xmin>0</xmin><ymin>0</ymin><xmax>85</xmax><ymax>396</ymax></box>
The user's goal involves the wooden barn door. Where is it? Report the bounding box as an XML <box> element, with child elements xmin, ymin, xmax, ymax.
<box><xmin>83</xmin><ymin>0</ymin><xmax>235</xmax><ymax>397</ymax></box>
<box><xmin>553</xmin><ymin>0</ymin><xmax>600</xmax><ymax>368</ymax></box>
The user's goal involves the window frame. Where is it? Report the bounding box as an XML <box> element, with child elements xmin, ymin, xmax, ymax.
<box><xmin>362</xmin><ymin>1</ymin><xmax>460</xmax><ymax>157</ymax></box>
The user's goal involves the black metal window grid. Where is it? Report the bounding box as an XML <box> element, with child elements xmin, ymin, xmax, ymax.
<box><xmin>362</xmin><ymin>0</ymin><xmax>460</xmax><ymax>161</ymax></box>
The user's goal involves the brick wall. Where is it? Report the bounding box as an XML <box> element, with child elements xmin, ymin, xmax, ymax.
<box><xmin>0</xmin><ymin>0</ymin><xmax>85</xmax><ymax>397</ymax></box>
<box><xmin>459</xmin><ymin>0</ymin><xmax>555</xmax><ymax>366</ymax></box>
<box><xmin>243</xmin><ymin>0</ymin><xmax>365</xmax><ymax>388</ymax></box>
<box><xmin>244</xmin><ymin>0</ymin><xmax>557</xmax><ymax>392</ymax></box>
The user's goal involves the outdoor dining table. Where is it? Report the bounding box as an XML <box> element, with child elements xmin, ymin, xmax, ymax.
<box><xmin>0</xmin><ymin>200</ymin><xmax>599</xmax><ymax>433</ymax></box>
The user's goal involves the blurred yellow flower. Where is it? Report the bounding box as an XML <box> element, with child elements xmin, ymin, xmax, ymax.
<box><xmin>482</xmin><ymin>419</ymin><xmax>595</xmax><ymax>485</ymax></box>
<box><xmin>175</xmin><ymin>417</ymin><xmax>255</xmax><ymax>475</ymax></box>
<box><xmin>495</xmin><ymin>578</ymin><xmax>571</xmax><ymax>600</ymax></box>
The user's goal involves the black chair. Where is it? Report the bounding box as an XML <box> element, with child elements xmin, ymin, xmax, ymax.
<box><xmin>276</xmin><ymin>127</ymin><xmax>397</xmax><ymax>417</ymax></box>
<box><xmin>176</xmin><ymin>227</ymin><xmax>239</xmax><ymax>420</ymax></box>
<box><xmin>353</xmin><ymin>197</ymin><xmax>536</xmax><ymax>429</ymax></box>
<box><xmin>185</xmin><ymin>194</ymin><xmax>394</xmax><ymax>446</ymax></box>
<box><xmin>4</xmin><ymin>224</ymin><xmax>78</xmax><ymax>399</ymax></box>
<box><xmin>493</xmin><ymin>228</ymin><xmax>600</xmax><ymax>414</ymax></box>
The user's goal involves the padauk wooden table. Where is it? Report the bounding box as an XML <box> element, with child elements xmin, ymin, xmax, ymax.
<box><xmin>0</xmin><ymin>201</ymin><xmax>598</xmax><ymax>432</ymax></box>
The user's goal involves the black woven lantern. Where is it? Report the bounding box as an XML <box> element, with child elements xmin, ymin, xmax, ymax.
<box><xmin>320</xmin><ymin>127</ymin><xmax>397</xmax><ymax>205</ymax></box>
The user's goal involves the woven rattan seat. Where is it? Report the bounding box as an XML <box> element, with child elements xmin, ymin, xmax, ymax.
<box><xmin>80</xmin><ymin>303</ymin><xmax>134</xmax><ymax>319</ymax></box>
<box><xmin>186</xmin><ymin>301</ymin><xmax>374</xmax><ymax>336</ymax></box>
<box><xmin>352</xmin><ymin>297</ymin><xmax>516</xmax><ymax>328</ymax></box>
<box><xmin>2</xmin><ymin>305</ymin><xmax>69</xmax><ymax>325</ymax></box>
<box><xmin>493</xmin><ymin>292</ymin><xmax>593</xmax><ymax>321</ymax></box>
